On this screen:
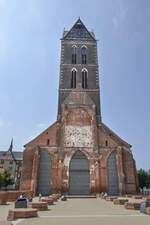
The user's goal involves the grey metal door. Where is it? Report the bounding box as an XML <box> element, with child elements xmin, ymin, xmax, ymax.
<box><xmin>69</xmin><ymin>151</ymin><xmax>90</xmax><ymax>195</ymax></box>
<box><xmin>36</xmin><ymin>150</ymin><xmax>51</xmax><ymax>196</ymax></box>
<box><xmin>107</xmin><ymin>151</ymin><xmax>119</xmax><ymax>195</ymax></box>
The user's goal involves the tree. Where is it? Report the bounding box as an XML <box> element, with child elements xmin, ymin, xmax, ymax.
<box><xmin>137</xmin><ymin>169</ymin><xmax>150</xmax><ymax>188</ymax></box>
<box><xmin>2</xmin><ymin>170</ymin><xmax>14</xmax><ymax>188</ymax></box>
<box><xmin>0</xmin><ymin>172</ymin><xmax>4</xmax><ymax>188</ymax></box>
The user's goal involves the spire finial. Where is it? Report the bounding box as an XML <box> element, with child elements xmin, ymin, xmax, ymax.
<box><xmin>8</xmin><ymin>138</ymin><xmax>13</xmax><ymax>152</ymax></box>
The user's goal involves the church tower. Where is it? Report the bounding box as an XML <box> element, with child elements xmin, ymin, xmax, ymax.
<box><xmin>20</xmin><ymin>19</ymin><xmax>138</xmax><ymax>196</ymax></box>
<box><xmin>58</xmin><ymin>18</ymin><xmax>101</xmax><ymax>121</ymax></box>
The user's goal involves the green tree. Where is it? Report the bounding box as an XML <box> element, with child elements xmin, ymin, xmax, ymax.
<box><xmin>0</xmin><ymin>172</ymin><xmax>4</xmax><ymax>188</ymax></box>
<box><xmin>2</xmin><ymin>170</ymin><xmax>14</xmax><ymax>188</ymax></box>
<box><xmin>137</xmin><ymin>169</ymin><xmax>150</xmax><ymax>188</ymax></box>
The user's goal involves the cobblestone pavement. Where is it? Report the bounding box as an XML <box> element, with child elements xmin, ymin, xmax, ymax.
<box><xmin>0</xmin><ymin>198</ymin><xmax>150</xmax><ymax>225</ymax></box>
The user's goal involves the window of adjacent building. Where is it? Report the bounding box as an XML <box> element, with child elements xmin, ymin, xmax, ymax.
<box><xmin>0</xmin><ymin>160</ymin><xmax>4</xmax><ymax>164</ymax></box>
<box><xmin>72</xmin><ymin>47</ymin><xmax>77</xmax><ymax>64</ymax></box>
<box><xmin>9</xmin><ymin>160</ymin><xmax>13</xmax><ymax>164</ymax></box>
<box><xmin>81</xmin><ymin>47</ymin><xmax>87</xmax><ymax>64</ymax></box>
<box><xmin>82</xmin><ymin>69</ymin><xmax>87</xmax><ymax>89</ymax></box>
<box><xmin>71</xmin><ymin>70</ymin><xmax>76</xmax><ymax>88</ymax></box>
<box><xmin>47</xmin><ymin>139</ymin><xmax>50</xmax><ymax>145</ymax></box>
<box><xmin>9</xmin><ymin>166</ymin><xmax>13</xmax><ymax>171</ymax></box>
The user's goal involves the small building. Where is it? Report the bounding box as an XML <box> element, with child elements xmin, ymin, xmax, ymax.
<box><xmin>0</xmin><ymin>140</ymin><xmax>23</xmax><ymax>189</ymax></box>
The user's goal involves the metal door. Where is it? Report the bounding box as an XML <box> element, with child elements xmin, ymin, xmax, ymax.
<box><xmin>107</xmin><ymin>151</ymin><xmax>119</xmax><ymax>195</ymax></box>
<box><xmin>36</xmin><ymin>150</ymin><xmax>51</xmax><ymax>196</ymax></box>
<box><xmin>69</xmin><ymin>151</ymin><xmax>90</xmax><ymax>195</ymax></box>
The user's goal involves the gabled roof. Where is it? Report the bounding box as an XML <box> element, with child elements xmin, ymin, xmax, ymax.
<box><xmin>62</xmin><ymin>18</ymin><xmax>96</xmax><ymax>41</ymax></box>
<box><xmin>101</xmin><ymin>123</ymin><xmax>132</xmax><ymax>148</ymax></box>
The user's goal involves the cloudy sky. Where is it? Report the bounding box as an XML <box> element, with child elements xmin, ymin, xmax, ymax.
<box><xmin>0</xmin><ymin>0</ymin><xmax>150</xmax><ymax>170</ymax></box>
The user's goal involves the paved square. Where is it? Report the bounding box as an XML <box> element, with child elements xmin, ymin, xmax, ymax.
<box><xmin>0</xmin><ymin>198</ymin><xmax>148</xmax><ymax>225</ymax></box>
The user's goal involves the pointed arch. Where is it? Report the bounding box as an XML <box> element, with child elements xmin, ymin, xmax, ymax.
<box><xmin>69</xmin><ymin>151</ymin><xmax>90</xmax><ymax>195</ymax></box>
<box><xmin>107</xmin><ymin>151</ymin><xmax>119</xmax><ymax>195</ymax></box>
<box><xmin>37</xmin><ymin>150</ymin><xmax>52</xmax><ymax>196</ymax></box>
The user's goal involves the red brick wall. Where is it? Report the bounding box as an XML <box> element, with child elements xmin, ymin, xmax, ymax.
<box><xmin>20</xmin><ymin>108</ymin><xmax>138</xmax><ymax>195</ymax></box>
<box><xmin>25</xmin><ymin>122</ymin><xmax>57</xmax><ymax>148</ymax></box>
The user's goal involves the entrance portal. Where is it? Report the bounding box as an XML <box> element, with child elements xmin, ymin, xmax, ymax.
<box><xmin>37</xmin><ymin>150</ymin><xmax>51</xmax><ymax>196</ymax></box>
<box><xmin>69</xmin><ymin>151</ymin><xmax>90</xmax><ymax>195</ymax></box>
<box><xmin>107</xmin><ymin>151</ymin><xmax>119</xmax><ymax>195</ymax></box>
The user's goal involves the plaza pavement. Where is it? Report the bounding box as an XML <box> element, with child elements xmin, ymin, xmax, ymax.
<box><xmin>0</xmin><ymin>197</ymin><xmax>150</xmax><ymax>225</ymax></box>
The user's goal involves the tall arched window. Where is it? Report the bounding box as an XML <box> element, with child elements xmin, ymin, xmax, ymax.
<box><xmin>82</xmin><ymin>69</ymin><xmax>87</xmax><ymax>89</ymax></box>
<box><xmin>81</xmin><ymin>47</ymin><xmax>87</xmax><ymax>64</ymax></box>
<box><xmin>71</xmin><ymin>69</ymin><xmax>76</xmax><ymax>88</ymax></box>
<box><xmin>72</xmin><ymin>47</ymin><xmax>77</xmax><ymax>64</ymax></box>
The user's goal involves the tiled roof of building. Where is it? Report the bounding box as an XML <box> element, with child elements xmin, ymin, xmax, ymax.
<box><xmin>0</xmin><ymin>151</ymin><xmax>23</xmax><ymax>161</ymax></box>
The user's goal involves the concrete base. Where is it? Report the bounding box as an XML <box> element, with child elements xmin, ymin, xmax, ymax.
<box><xmin>124</xmin><ymin>202</ymin><xmax>141</xmax><ymax>210</ymax></box>
<box><xmin>29</xmin><ymin>202</ymin><xmax>48</xmax><ymax>211</ymax></box>
<box><xmin>7</xmin><ymin>209</ymin><xmax>38</xmax><ymax>221</ymax></box>
<box><xmin>42</xmin><ymin>198</ymin><xmax>54</xmax><ymax>205</ymax></box>
<box><xmin>66</xmin><ymin>195</ymin><xmax>96</xmax><ymax>199</ymax></box>
<box><xmin>113</xmin><ymin>199</ymin><xmax>128</xmax><ymax>205</ymax></box>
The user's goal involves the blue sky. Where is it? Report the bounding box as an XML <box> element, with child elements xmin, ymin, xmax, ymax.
<box><xmin>0</xmin><ymin>0</ymin><xmax>150</xmax><ymax>170</ymax></box>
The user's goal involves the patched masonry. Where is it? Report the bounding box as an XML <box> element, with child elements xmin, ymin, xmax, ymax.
<box><xmin>20</xmin><ymin>18</ymin><xmax>138</xmax><ymax>196</ymax></box>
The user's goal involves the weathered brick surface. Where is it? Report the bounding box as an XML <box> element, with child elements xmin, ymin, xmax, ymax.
<box><xmin>113</xmin><ymin>199</ymin><xmax>128</xmax><ymax>205</ymax></box>
<box><xmin>7</xmin><ymin>209</ymin><xmax>38</xmax><ymax>221</ymax></box>
<box><xmin>20</xmin><ymin>19</ymin><xmax>138</xmax><ymax>196</ymax></box>
<box><xmin>7</xmin><ymin>191</ymin><xmax>34</xmax><ymax>202</ymax></box>
<box><xmin>105</xmin><ymin>196</ymin><xmax>118</xmax><ymax>202</ymax></box>
<box><xmin>42</xmin><ymin>198</ymin><xmax>54</xmax><ymax>205</ymax></box>
<box><xmin>146</xmin><ymin>207</ymin><xmax>150</xmax><ymax>215</ymax></box>
<box><xmin>124</xmin><ymin>202</ymin><xmax>141</xmax><ymax>210</ymax></box>
<box><xmin>143</xmin><ymin>197</ymin><xmax>150</xmax><ymax>201</ymax></box>
<box><xmin>29</xmin><ymin>202</ymin><xmax>48</xmax><ymax>211</ymax></box>
<box><xmin>0</xmin><ymin>192</ymin><xmax>8</xmax><ymax>204</ymax></box>
<box><xmin>132</xmin><ymin>195</ymin><xmax>143</xmax><ymax>199</ymax></box>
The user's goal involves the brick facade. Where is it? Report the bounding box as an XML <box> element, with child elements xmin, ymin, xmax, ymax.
<box><xmin>20</xmin><ymin>19</ymin><xmax>138</xmax><ymax>195</ymax></box>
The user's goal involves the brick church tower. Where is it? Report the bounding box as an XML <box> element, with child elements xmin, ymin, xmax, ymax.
<box><xmin>20</xmin><ymin>19</ymin><xmax>138</xmax><ymax>195</ymax></box>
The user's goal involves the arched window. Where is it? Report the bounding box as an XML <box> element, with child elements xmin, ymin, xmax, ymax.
<box><xmin>105</xmin><ymin>140</ymin><xmax>108</xmax><ymax>146</ymax></box>
<box><xmin>81</xmin><ymin>47</ymin><xmax>87</xmax><ymax>64</ymax></box>
<box><xmin>71</xmin><ymin>69</ymin><xmax>76</xmax><ymax>88</ymax></box>
<box><xmin>72</xmin><ymin>47</ymin><xmax>77</xmax><ymax>64</ymax></box>
<box><xmin>82</xmin><ymin>69</ymin><xmax>87</xmax><ymax>89</ymax></box>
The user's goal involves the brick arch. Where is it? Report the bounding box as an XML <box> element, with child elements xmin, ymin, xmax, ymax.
<box><xmin>66</xmin><ymin>108</ymin><xmax>92</xmax><ymax>126</ymax></box>
<box><xmin>63</xmin><ymin>150</ymin><xmax>91</xmax><ymax>169</ymax></box>
<box><xmin>69</xmin><ymin>150</ymin><xmax>90</xmax><ymax>195</ymax></box>
<box><xmin>107</xmin><ymin>150</ymin><xmax>119</xmax><ymax>195</ymax></box>
<box><xmin>122</xmin><ymin>149</ymin><xmax>137</xmax><ymax>193</ymax></box>
<box><xmin>36</xmin><ymin>149</ymin><xmax>52</xmax><ymax>196</ymax></box>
